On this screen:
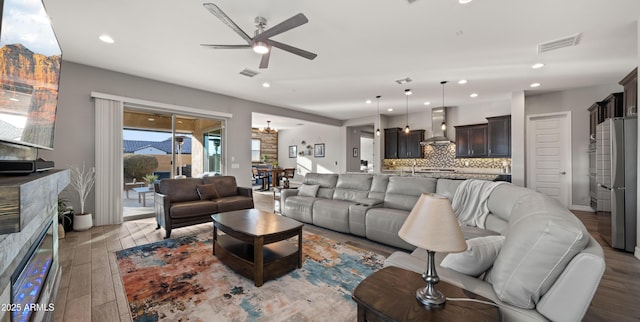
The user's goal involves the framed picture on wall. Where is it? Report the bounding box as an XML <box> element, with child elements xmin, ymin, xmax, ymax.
<box><xmin>353</xmin><ymin>147</ymin><xmax>359</xmax><ymax>158</ymax></box>
<box><xmin>314</xmin><ymin>143</ymin><xmax>325</xmax><ymax>158</ymax></box>
<box><xmin>289</xmin><ymin>145</ymin><xmax>297</xmax><ymax>158</ymax></box>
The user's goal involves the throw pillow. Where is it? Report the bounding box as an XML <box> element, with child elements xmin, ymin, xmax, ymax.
<box><xmin>196</xmin><ymin>184</ymin><xmax>219</xmax><ymax>200</ymax></box>
<box><xmin>440</xmin><ymin>235</ymin><xmax>506</xmax><ymax>277</ymax></box>
<box><xmin>298</xmin><ymin>184</ymin><xmax>320</xmax><ymax>197</ymax></box>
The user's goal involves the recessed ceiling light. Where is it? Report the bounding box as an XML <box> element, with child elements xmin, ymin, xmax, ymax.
<box><xmin>458</xmin><ymin>79</ymin><xmax>467</xmax><ymax>85</ymax></box>
<box><xmin>530</xmin><ymin>83</ymin><xmax>541</xmax><ymax>88</ymax></box>
<box><xmin>262</xmin><ymin>82</ymin><xmax>270</xmax><ymax>88</ymax></box>
<box><xmin>9</xmin><ymin>97</ymin><xmax>19</xmax><ymax>102</ymax></box>
<box><xmin>459</xmin><ymin>0</ymin><xmax>473</xmax><ymax>4</ymax></box>
<box><xmin>532</xmin><ymin>63</ymin><xmax>545</xmax><ymax>69</ymax></box>
<box><xmin>470</xmin><ymin>93</ymin><xmax>478</xmax><ymax>98</ymax></box>
<box><xmin>423</xmin><ymin>101</ymin><xmax>431</xmax><ymax>106</ymax></box>
<box><xmin>98</xmin><ymin>34</ymin><xmax>114</xmax><ymax>44</ymax></box>
<box><xmin>366</xmin><ymin>100</ymin><xmax>372</xmax><ymax>104</ymax></box>
<box><xmin>387</xmin><ymin>108</ymin><xmax>394</xmax><ymax>112</ymax></box>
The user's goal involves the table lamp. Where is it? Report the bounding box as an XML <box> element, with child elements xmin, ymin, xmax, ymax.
<box><xmin>398</xmin><ymin>193</ymin><xmax>467</xmax><ymax>306</ymax></box>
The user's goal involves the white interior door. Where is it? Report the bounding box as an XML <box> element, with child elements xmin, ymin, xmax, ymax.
<box><xmin>526</xmin><ymin>112</ymin><xmax>572</xmax><ymax>207</ymax></box>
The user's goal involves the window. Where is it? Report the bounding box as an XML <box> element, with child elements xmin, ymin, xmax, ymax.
<box><xmin>251</xmin><ymin>139</ymin><xmax>261</xmax><ymax>162</ymax></box>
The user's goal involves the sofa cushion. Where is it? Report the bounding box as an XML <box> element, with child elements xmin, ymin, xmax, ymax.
<box><xmin>312</xmin><ymin>199</ymin><xmax>352</xmax><ymax>233</ymax></box>
<box><xmin>383</xmin><ymin>176</ymin><xmax>437</xmax><ymax>211</ymax></box>
<box><xmin>485</xmin><ymin>194</ymin><xmax>589</xmax><ymax>309</ymax></box>
<box><xmin>215</xmin><ymin>196</ymin><xmax>254</xmax><ymax>213</ymax></box>
<box><xmin>302</xmin><ymin>173</ymin><xmax>339</xmax><ymax>188</ymax></box>
<box><xmin>365</xmin><ymin>208</ymin><xmax>415</xmax><ymax>250</ymax></box>
<box><xmin>283</xmin><ymin>196</ymin><xmax>319</xmax><ymax>224</ymax></box>
<box><xmin>441</xmin><ymin>235</ymin><xmax>506</xmax><ymax>277</ymax></box>
<box><xmin>368</xmin><ymin>175</ymin><xmax>390</xmax><ymax>200</ymax></box>
<box><xmin>333</xmin><ymin>173</ymin><xmax>372</xmax><ymax>201</ymax></box>
<box><xmin>169</xmin><ymin>200</ymin><xmax>218</xmax><ymax>219</ymax></box>
<box><xmin>196</xmin><ymin>183</ymin><xmax>219</xmax><ymax>200</ymax></box>
<box><xmin>298</xmin><ymin>184</ymin><xmax>320</xmax><ymax>197</ymax></box>
<box><xmin>435</xmin><ymin>178</ymin><xmax>464</xmax><ymax>201</ymax></box>
<box><xmin>158</xmin><ymin>178</ymin><xmax>202</xmax><ymax>203</ymax></box>
<box><xmin>203</xmin><ymin>176</ymin><xmax>238</xmax><ymax>198</ymax></box>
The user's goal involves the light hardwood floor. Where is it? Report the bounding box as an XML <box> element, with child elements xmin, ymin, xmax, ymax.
<box><xmin>52</xmin><ymin>193</ymin><xmax>640</xmax><ymax>322</ymax></box>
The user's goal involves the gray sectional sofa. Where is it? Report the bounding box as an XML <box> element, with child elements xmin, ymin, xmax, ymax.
<box><xmin>281</xmin><ymin>173</ymin><xmax>605</xmax><ymax>322</ymax></box>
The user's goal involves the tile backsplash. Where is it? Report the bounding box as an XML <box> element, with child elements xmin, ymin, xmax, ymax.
<box><xmin>383</xmin><ymin>143</ymin><xmax>510</xmax><ymax>170</ymax></box>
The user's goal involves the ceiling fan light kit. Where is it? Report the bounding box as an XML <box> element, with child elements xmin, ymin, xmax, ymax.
<box><xmin>201</xmin><ymin>3</ymin><xmax>317</xmax><ymax>69</ymax></box>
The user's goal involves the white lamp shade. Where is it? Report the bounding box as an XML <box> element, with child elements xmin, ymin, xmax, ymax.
<box><xmin>398</xmin><ymin>193</ymin><xmax>467</xmax><ymax>253</ymax></box>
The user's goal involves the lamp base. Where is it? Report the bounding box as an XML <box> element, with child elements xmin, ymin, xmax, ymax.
<box><xmin>416</xmin><ymin>286</ymin><xmax>445</xmax><ymax>306</ymax></box>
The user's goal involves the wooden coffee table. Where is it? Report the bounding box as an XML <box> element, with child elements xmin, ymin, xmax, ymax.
<box><xmin>211</xmin><ymin>209</ymin><xmax>303</xmax><ymax>287</ymax></box>
<box><xmin>352</xmin><ymin>266</ymin><xmax>501</xmax><ymax>321</ymax></box>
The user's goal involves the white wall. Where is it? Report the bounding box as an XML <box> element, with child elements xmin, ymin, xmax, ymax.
<box><xmin>276</xmin><ymin>123</ymin><xmax>346</xmax><ymax>183</ymax></box>
<box><xmin>40</xmin><ymin>62</ymin><xmax>341</xmax><ymax>215</ymax></box>
<box><xmin>525</xmin><ymin>83</ymin><xmax>623</xmax><ymax>209</ymax></box>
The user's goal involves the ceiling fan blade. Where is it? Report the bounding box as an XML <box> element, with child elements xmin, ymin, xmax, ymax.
<box><xmin>201</xmin><ymin>44</ymin><xmax>251</xmax><ymax>49</ymax></box>
<box><xmin>269</xmin><ymin>40</ymin><xmax>317</xmax><ymax>60</ymax></box>
<box><xmin>203</xmin><ymin>3</ymin><xmax>252</xmax><ymax>44</ymax></box>
<box><xmin>253</xmin><ymin>13</ymin><xmax>308</xmax><ymax>42</ymax></box>
<box><xmin>259</xmin><ymin>48</ymin><xmax>271</xmax><ymax>69</ymax></box>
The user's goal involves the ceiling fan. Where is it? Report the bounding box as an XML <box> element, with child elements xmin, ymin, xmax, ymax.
<box><xmin>201</xmin><ymin>3</ymin><xmax>317</xmax><ymax>69</ymax></box>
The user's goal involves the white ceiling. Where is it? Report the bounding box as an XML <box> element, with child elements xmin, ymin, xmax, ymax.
<box><xmin>44</xmin><ymin>0</ymin><xmax>639</xmax><ymax>127</ymax></box>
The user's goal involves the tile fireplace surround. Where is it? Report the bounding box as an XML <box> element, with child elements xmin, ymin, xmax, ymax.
<box><xmin>0</xmin><ymin>169</ymin><xmax>70</xmax><ymax>322</ymax></box>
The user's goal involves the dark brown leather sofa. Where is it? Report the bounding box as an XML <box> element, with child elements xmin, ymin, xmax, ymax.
<box><xmin>154</xmin><ymin>176</ymin><xmax>254</xmax><ymax>238</ymax></box>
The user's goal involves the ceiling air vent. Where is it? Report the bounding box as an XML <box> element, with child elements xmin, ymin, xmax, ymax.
<box><xmin>239</xmin><ymin>68</ymin><xmax>259</xmax><ymax>77</ymax></box>
<box><xmin>537</xmin><ymin>33</ymin><xmax>581</xmax><ymax>54</ymax></box>
<box><xmin>395</xmin><ymin>77</ymin><xmax>412</xmax><ymax>85</ymax></box>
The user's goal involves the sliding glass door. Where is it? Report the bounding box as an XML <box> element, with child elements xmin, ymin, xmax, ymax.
<box><xmin>122</xmin><ymin>108</ymin><xmax>225</xmax><ymax>219</ymax></box>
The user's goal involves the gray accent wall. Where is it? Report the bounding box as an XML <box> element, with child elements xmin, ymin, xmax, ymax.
<box><xmin>40</xmin><ymin>61</ymin><xmax>341</xmax><ymax>216</ymax></box>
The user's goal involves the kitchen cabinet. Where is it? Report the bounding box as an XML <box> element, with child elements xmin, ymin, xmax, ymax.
<box><xmin>601</xmin><ymin>92</ymin><xmax>624</xmax><ymax>120</ymax></box>
<box><xmin>455</xmin><ymin>124</ymin><xmax>487</xmax><ymax>158</ymax></box>
<box><xmin>384</xmin><ymin>128</ymin><xmax>400</xmax><ymax>159</ymax></box>
<box><xmin>588</xmin><ymin>102</ymin><xmax>602</xmax><ymax>142</ymax></box>
<box><xmin>397</xmin><ymin>130</ymin><xmax>424</xmax><ymax>158</ymax></box>
<box><xmin>619</xmin><ymin>68</ymin><xmax>637</xmax><ymax>117</ymax></box>
<box><xmin>487</xmin><ymin>115</ymin><xmax>511</xmax><ymax>157</ymax></box>
<box><xmin>384</xmin><ymin>128</ymin><xmax>424</xmax><ymax>159</ymax></box>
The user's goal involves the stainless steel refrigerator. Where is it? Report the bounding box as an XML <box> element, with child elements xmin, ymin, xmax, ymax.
<box><xmin>596</xmin><ymin>117</ymin><xmax>637</xmax><ymax>252</ymax></box>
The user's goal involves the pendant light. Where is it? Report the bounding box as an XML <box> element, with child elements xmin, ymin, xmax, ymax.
<box><xmin>404</xmin><ymin>89</ymin><xmax>412</xmax><ymax>133</ymax></box>
<box><xmin>440</xmin><ymin>81</ymin><xmax>448</xmax><ymax>131</ymax></box>
<box><xmin>375</xmin><ymin>95</ymin><xmax>381</xmax><ymax>136</ymax></box>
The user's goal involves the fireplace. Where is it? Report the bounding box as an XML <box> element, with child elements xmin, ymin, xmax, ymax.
<box><xmin>0</xmin><ymin>170</ymin><xmax>69</xmax><ymax>322</ymax></box>
<box><xmin>10</xmin><ymin>221</ymin><xmax>54</xmax><ymax>322</ymax></box>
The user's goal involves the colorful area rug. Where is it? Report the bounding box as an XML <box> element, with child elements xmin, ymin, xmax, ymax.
<box><xmin>115</xmin><ymin>231</ymin><xmax>385</xmax><ymax>321</ymax></box>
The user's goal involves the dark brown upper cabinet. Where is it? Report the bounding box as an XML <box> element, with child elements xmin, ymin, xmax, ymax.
<box><xmin>487</xmin><ymin>115</ymin><xmax>511</xmax><ymax>157</ymax></box>
<box><xmin>384</xmin><ymin>128</ymin><xmax>424</xmax><ymax>159</ymax></box>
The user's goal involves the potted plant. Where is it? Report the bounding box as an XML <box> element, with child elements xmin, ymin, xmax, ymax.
<box><xmin>69</xmin><ymin>164</ymin><xmax>95</xmax><ymax>231</ymax></box>
<box><xmin>142</xmin><ymin>173</ymin><xmax>159</xmax><ymax>188</ymax></box>
<box><xmin>58</xmin><ymin>197</ymin><xmax>74</xmax><ymax>233</ymax></box>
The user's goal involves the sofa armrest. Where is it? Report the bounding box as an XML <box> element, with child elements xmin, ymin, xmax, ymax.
<box><xmin>237</xmin><ymin>186</ymin><xmax>253</xmax><ymax>198</ymax></box>
<box><xmin>536</xmin><ymin>236</ymin><xmax>605</xmax><ymax>322</ymax></box>
<box><xmin>154</xmin><ymin>192</ymin><xmax>171</xmax><ymax>228</ymax></box>
<box><xmin>280</xmin><ymin>189</ymin><xmax>299</xmax><ymax>216</ymax></box>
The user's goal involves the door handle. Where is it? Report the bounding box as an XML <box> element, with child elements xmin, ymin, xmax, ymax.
<box><xmin>560</xmin><ymin>171</ymin><xmax>566</xmax><ymax>175</ymax></box>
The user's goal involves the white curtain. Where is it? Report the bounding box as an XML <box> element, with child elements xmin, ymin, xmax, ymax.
<box><xmin>94</xmin><ymin>97</ymin><xmax>123</xmax><ymax>226</ymax></box>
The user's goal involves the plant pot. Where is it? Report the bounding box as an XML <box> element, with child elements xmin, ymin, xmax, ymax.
<box><xmin>73</xmin><ymin>213</ymin><xmax>93</xmax><ymax>231</ymax></box>
<box><xmin>58</xmin><ymin>224</ymin><xmax>65</xmax><ymax>239</ymax></box>
<box><xmin>59</xmin><ymin>212</ymin><xmax>74</xmax><ymax>232</ymax></box>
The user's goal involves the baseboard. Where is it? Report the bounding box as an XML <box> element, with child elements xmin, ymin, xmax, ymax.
<box><xmin>635</xmin><ymin>247</ymin><xmax>640</xmax><ymax>261</ymax></box>
<box><xmin>570</xmin><ymin>205</ymin><xmax>595</xmax><ymax>212</ymax></box>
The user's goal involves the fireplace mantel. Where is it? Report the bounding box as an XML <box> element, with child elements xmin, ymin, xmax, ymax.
<box><xmin>0</xmin><ymin>169</ymin><xmax>70</xmax><ymax>322</ymax></box>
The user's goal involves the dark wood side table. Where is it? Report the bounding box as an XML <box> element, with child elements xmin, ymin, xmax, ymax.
<box><xmin>211</xmin><ymin>209</ymin><xmax>303</xmax><ymax>287</ymax></box>
<box><xmin>352</xmin><ymin>266</ymin><xmax>501</xmax><ymax>322</ymax></box>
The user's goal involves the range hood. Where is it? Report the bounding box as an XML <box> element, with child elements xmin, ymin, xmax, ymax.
<box><xmin>420</xmin><ymin>106</ymin><xmax>453</xmax><ymax>145</ymax></box>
